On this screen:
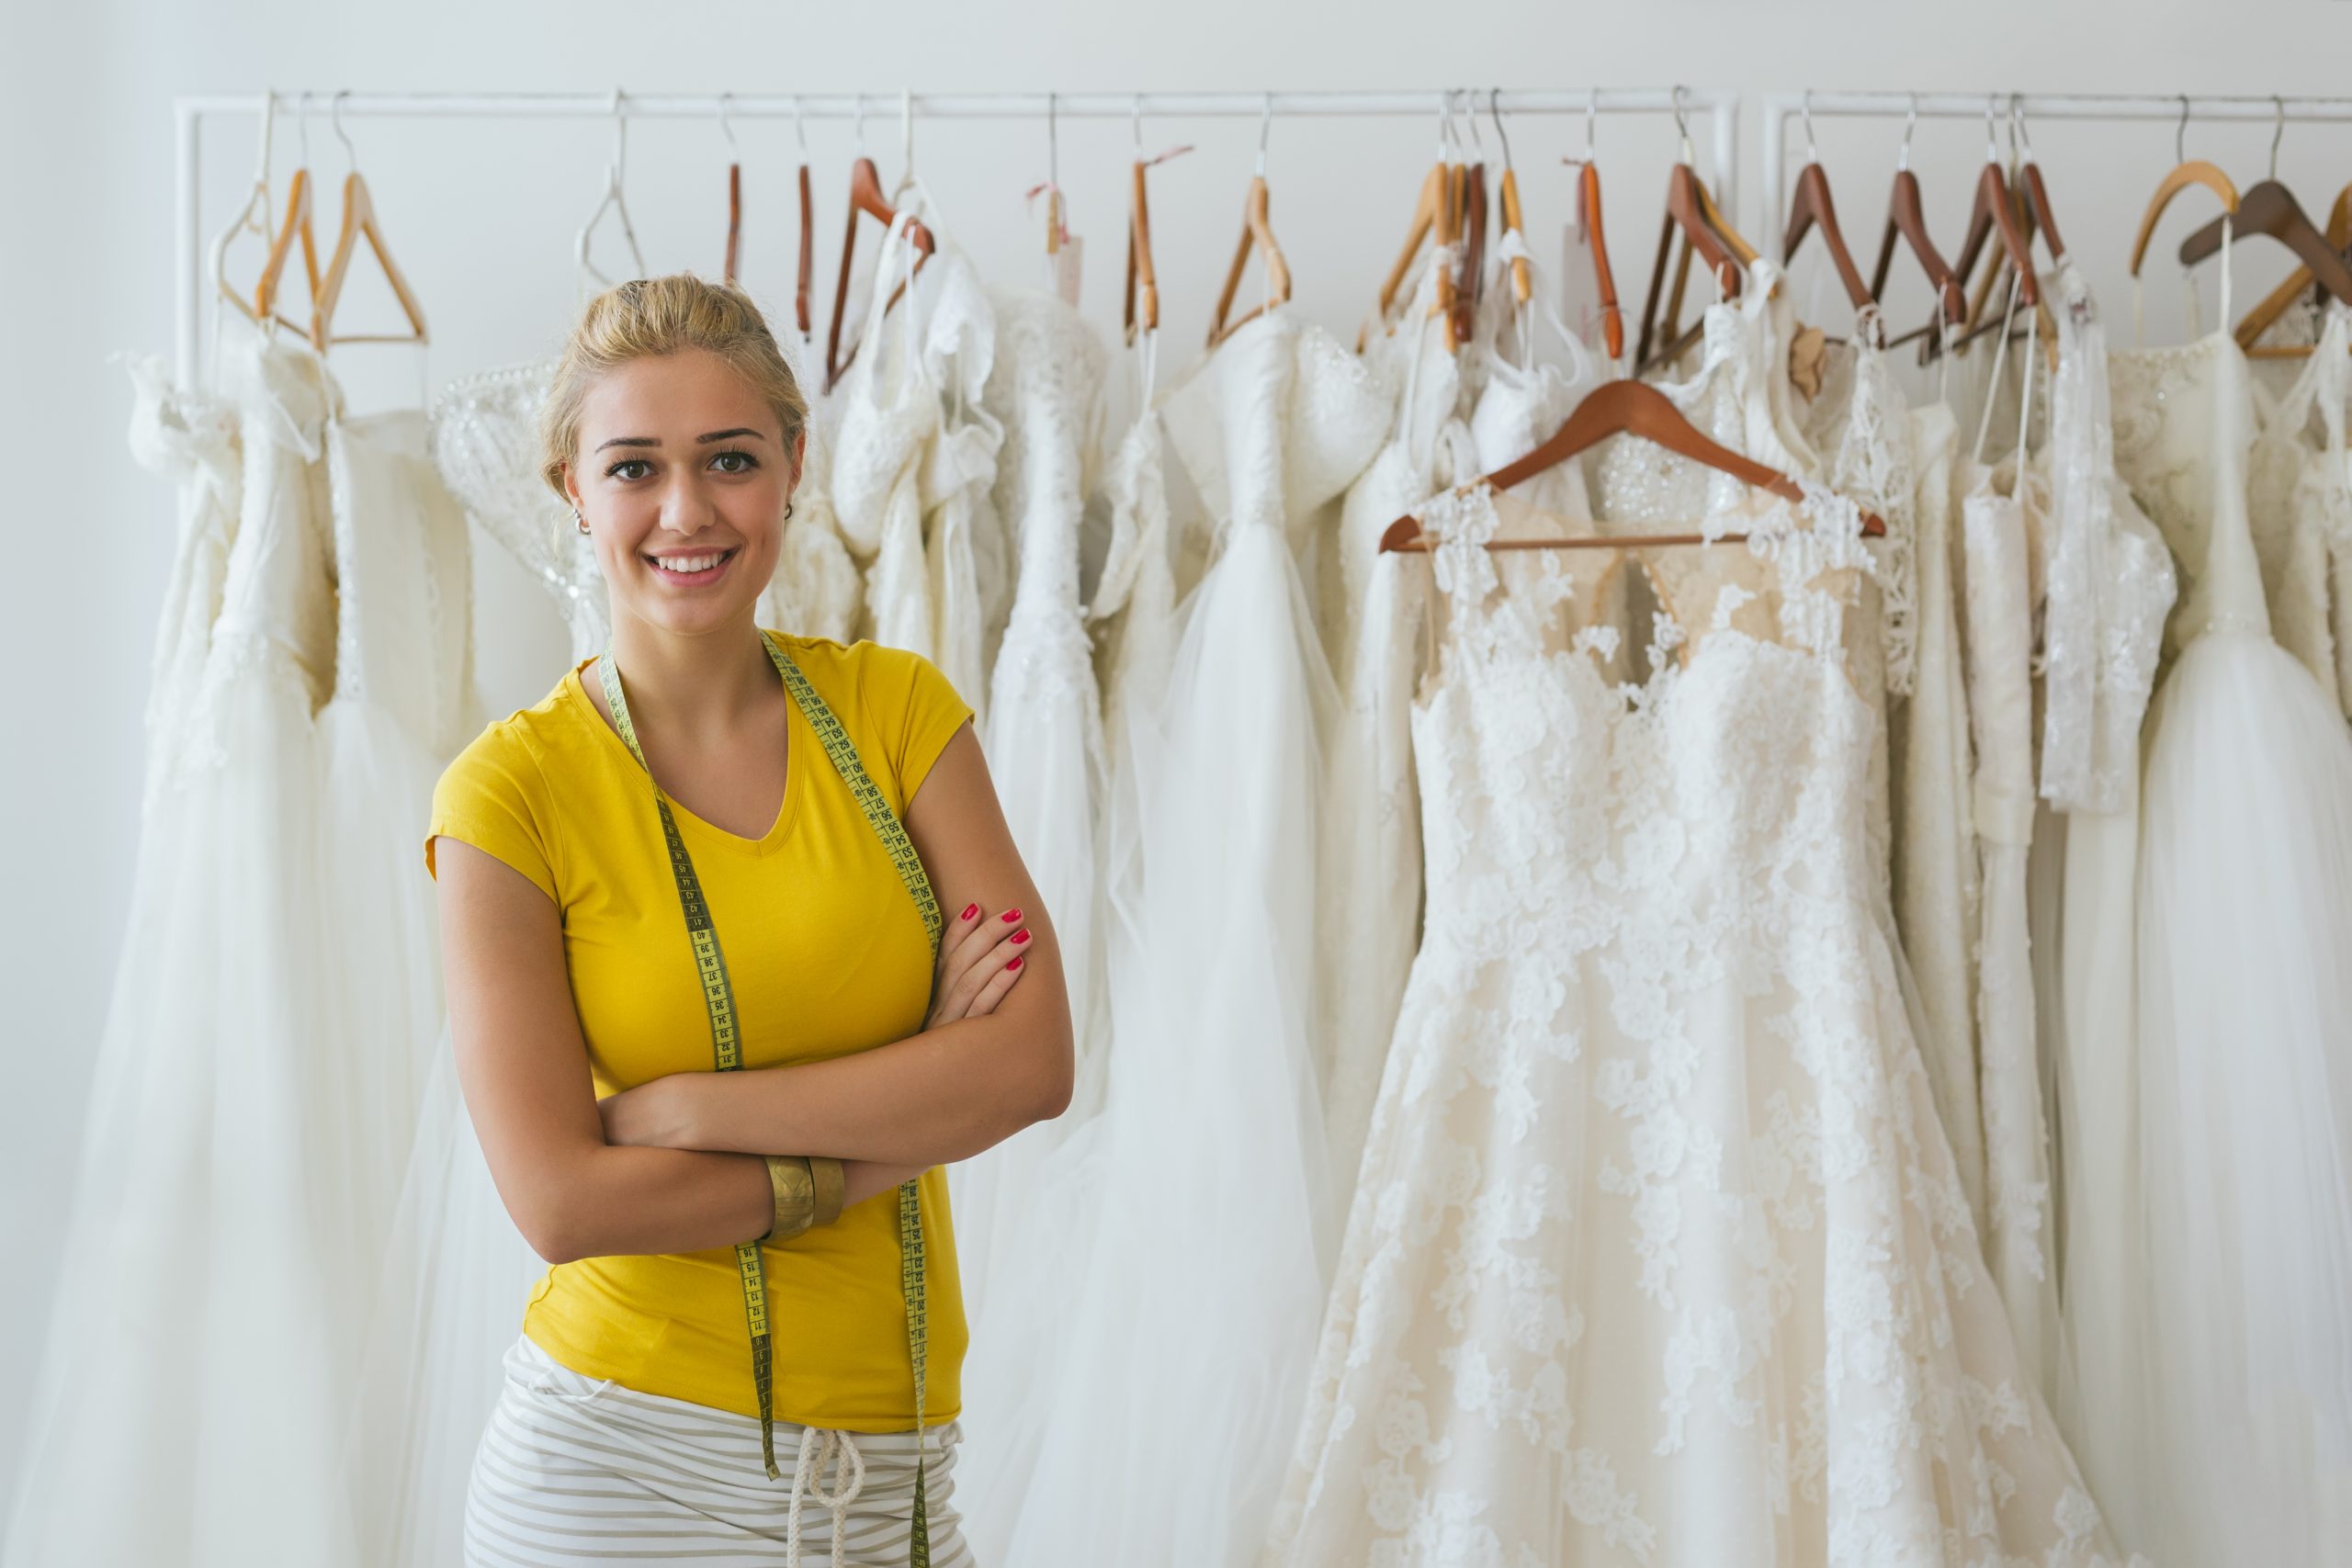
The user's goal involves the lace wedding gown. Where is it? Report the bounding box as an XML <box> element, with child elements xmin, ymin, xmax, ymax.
<box><xmin>952</xmin><ymin>284</ymin><xmax>1106</xmax><ymax>1343</ymax></box>
<box><xmin>2104</xmin><ymin>301</ymin><xmax>2352</xmax><ymax>1564</ymax></box>
<box><xmin>6</xmin><ymin>322</ymin><xmax>365</xmax><ymax>1567</ymax></box>
<box><xmin>1266</xmin><ymin>276</ymin><xmax>2138</xmax><ymax>1567</ymax></box>
<box><xmin>972</xmin><ymin>308</ymin><xmax>1388</xmax><ymax>1567</ymax></box>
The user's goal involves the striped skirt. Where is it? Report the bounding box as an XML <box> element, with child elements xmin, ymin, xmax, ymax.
<box><xmin>465</xmin><ymin>1335</ymin><xmax>977</xmax><ymax>1567</ymax></box>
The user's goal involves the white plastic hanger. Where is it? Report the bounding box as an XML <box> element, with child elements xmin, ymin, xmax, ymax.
<box><xmin>207</xmin><ymin>88</ymin><xmax>279</xmax><ymax>338</ymax></box>
<box><xmin>577</xmin><ymin>88</ymin><xmax>648</xmax><ymax>294</ymax></box>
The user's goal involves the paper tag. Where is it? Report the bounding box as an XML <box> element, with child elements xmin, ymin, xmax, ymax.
<box><xmin>1052</xmin><ymin>233</ymin><xmax>1084</xmax><ymax>308</ymax></box>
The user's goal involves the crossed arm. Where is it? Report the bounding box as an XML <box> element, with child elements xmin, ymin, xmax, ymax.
<box><xmin>435</xmin><ymin>723</ymin><xmax>1074</xmax><ymax>1267</ymax></box>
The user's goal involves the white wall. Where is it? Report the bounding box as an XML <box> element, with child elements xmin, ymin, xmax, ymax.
<box><xmin>8</xmin><ymin>0</ymin><xmax>2350</xmax><ymax>1505</ymax></box>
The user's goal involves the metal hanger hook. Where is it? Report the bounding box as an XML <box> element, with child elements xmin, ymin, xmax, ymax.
<box><xmin>793</xmin><ymin>95</ymin><xmax>809</xmax><ymax>163</ymax></box>
<box><xmin>291</xmin><ymin>90</ymin><xmax>311</xmax><ymax>170</ymax></box>
<box><xmin>1802</xmin><ymin>88</ymin><xmax>1818</xmax><ymax>164</ymax></box>
<box><xmin>1046</xmin><ymin>90</ymin><xmax>1058</xmax><ymax>190</ymax></box>
<box><xmin>1488</xmin><ymin>88</ymin><xmax>1513</xmax><ymax>172</ymax></box>
<box><xmin>853</xmin><ymin>93</ymin><xmax>866</xmax><ymax>153</ymax></box>
<box><xmin>2010</xmin><ymin>93</ymin><xmax>2037</xmax><ymax>161</ymax></box>
<box><xmin>254</xmin><ymin>86</ymin><xmax>278</xmax><ymax>183</ymax></box>
<box><xmin>1671</xmin><ymin>84</ymin><xmax>1693</xmax><ymax>163</ymax></box>
<box><xmin>718</xmin><ymin>92</ymin><xmax>738</xmax><ymax>152</ymax></box>
<box><xmin>1900</xmin><ymin>91</ymin><xmax>1917</xmax><ymax>173</ymax></box>
<box><xmin>1984</xmin><ymin>93</ymin><xmax>1999</xmax><ymax>163</ymax></box>
<box><xmin>2271</xmin><ymin>94</ymin><xmax>2285</xmax><ymax>180</ymax></box>
<box><xmin>1459</xmin><ymin>87</ymin><xmax>1483</xmax><ymax>155</ymax></box>
<box><xmin>1257</xmin><ymin>93</ymin><xmax>1273</xmax><ymax>176</ymax></box>
<box><xmin>1132</xmin><ymin>94</ymin><xmax>1143</xmax><ymax>158</ymax></box>
<box><xmin>901</xmin><ymin>89</ymin><xmax>915</xmax><ymax>180</ymax></box>
<box><xmin>2177</xmin><ymin>94</ymin><xmax>2189</xmax><ymax>164</ymax></box>
<box><xmin>1585</xmin><ymin>88</ymin><xmax>1599</xmax><ymax>164</ymax></box>
<box><xmin>608</xmin><ymin>89</ymin><xmax>629</xmax><ymax>184</ymax></box>
<box><xmin>331</xmin><ymin>89</ymin><xmax>356</xmax><ymax>174</ymax></box>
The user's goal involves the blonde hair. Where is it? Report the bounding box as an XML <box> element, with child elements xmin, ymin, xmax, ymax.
<box><xmin>538</xmin><ymin>273</ymin><xmax>808</xmax><ymax>502</ymax></box>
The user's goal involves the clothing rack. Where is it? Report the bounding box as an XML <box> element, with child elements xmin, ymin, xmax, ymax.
<box><xmin>1758</xmin><ymin>90</ymin><xmax>2352</xmax><ymax>264</ymax></box>
<box><xmin>172</xmin><ymin>86</ymin><xmax>1743</xmax><ymax>382</ymax></box>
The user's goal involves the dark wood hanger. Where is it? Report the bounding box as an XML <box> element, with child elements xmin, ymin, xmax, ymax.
<box><xmin>1636</xmin><ymin>162</ymin><xmax>1751</xmax><ymax>372</ymax></box>
<box><xmin>722</xmin><ymin>163</ymin><xmax>742</xmax><ymax>286</ymax></box>
<box><xmin>1784</xmin><ymin>160</ymin><xmax>1872</xmax><ymax>312</ymax></box>
<box><xmin>310</xmin><ymin>170</ymin><xmax>428</xmax><ymax>350</ymax></box>
<box><xmin>2171</xmin><ymin>177</ymin><xmax>2352</xmax><ymax>310</ymax></box>
<box><xmin>2213</xmin><ymin>183</ymin><xmax>2352</xmax><ymax>356</ymax></box>
<box><xmin>795</xmin><ymin>160</ymin><xmax>815</xmax><ymax>339</ymax></box>
<box><xmin>1573</xmin><ymin>160</ymin><xmax>1623</xmax><ymax>363</ymax></box>
<box><xmin>1380</xmin><ymin>378</ymin><xmax>1884</xmax><ymax>555</ymax></box>
<box><xmin>1453</xmin><ymin>160</ymin><xmax>1489</xmax><ymax>347</ymax></box>
<box><xmin>824</xmin><ymin>156</ymin><xmax>934</xmax><ymax>392</ymax></box>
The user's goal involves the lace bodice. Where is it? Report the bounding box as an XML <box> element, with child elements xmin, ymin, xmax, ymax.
<box><xmin>1159</xmin><ymin>309</ymin><xmax>1395</xmax><ymax>561</ymax></box>
<box><xmin>430</xmin><ymin>360</ymin><xmax>608</xmax><ymax>660</ymax></box>
<box><xmin>2041</xmin><ymin>265</ymin><xmax>2177</xmax><ymax>814</ymax></box>
<box><xmin>2109</xmin><ymin>329</ymin><xmax>2272</xmax><ymax>647</ymax></box>
<box><xmin>2248</xmin><ymin>302</ymin><xmax>2352</xmax><ymax>715</ymax></box>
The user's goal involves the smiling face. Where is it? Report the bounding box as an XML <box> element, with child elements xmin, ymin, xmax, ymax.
<box><xmin>561</xmin><ymin>346</ymin><xmax>806</xmax><ymax>638</ymax></box>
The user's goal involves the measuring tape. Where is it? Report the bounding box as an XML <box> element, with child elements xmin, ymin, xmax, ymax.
<box><xmin>599</xmin><ymin>630</ymin><xmax>942</xmax><ymax>1565</ymax></box>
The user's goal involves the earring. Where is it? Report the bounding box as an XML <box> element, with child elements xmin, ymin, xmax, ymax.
<box><xmin>572</xmin><ymin>506</ymin><xmax>589</xmax><ymax>536</ymax></box>
<box><xmin>784</xmin><ymin>500</ymin><xmax>797</xmax><ymax>522</ymax></box>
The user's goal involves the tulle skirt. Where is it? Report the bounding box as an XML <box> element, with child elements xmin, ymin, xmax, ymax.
<box><xmin>2132</xmin><ymin>629</ymin><xmax>2352</xmax><ymax>1562</ymax></box>
<box><xmin>4</xmin><ymin>647</ymin><xmax>361</xmax><ymax>1568</ymax></box>
<box><xmin>960</xmin><ymin>524</ymin><xmax>1339</xmax><ymax>1565</ymax></box>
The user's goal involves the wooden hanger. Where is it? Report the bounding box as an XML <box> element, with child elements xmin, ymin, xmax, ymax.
<box><xmin>2169</xmin><ymin>105</ymin><xmax>2352</xmax><ymax>351</ymax></box>
<box><xmin>2130</xmin><ymin>161</ymin><xmax>2241</xmax><ymax>276</ymax></box>
<box><xmin>1489</xmin><ymin>90</ymin><xmax>1532</xmax><ymax>309</ymax></box>
<box><xmin>1638</xmin><ymin>165</ymin><xmax>1758</xmax><ymax>374</ymax></box>
<box><xmin>2202</xmin><ymin>182</ymin><xmax>2352</xmax><ymax>355</ymax></box>
<box><xmin>1454</xmin><ymin>158</ymin><xmax>1490</xmax><ymax>347</ymax></box>
<box><xmin>1781</xmin><ymin>95</ymin><xmax>1872</xmax><ymax>312</ymax></box>
<box><xmin>1124</xmin><ymin>115</ymin><xmax>1191</xmax><ymax>344</ymax></box>
<box><xmin>824</xmin><ymin>154</ymin><xmax>935</xmax><ymax>391</ymax></box>
<box><xmin>1561</xmin><ymin>93</ymin><xmax>1624</xmax><ymax>364</ymax></box>
<box><xmin>1871</xmin><ymin>107</ymin><xmax>1967</xmax><ymax>337</ymax></box>
<box><xmin>254</xmin><ymin>164</ymin><xmax>322</xmax><ymax>336</ymax></box>
<box><xmin>1207</xmin><ymin>98</ymin><xmax>1294</xmax><ymax>347</ymax></box>
<box><xmin>714</xmin><ymin>96</ymin><xmax>743</xmax><ymax>286</ymax></box>
<box><xmin>2007</xmin><ymin>96</ymin><xmax>2068</xmax><ymax>265</ymax></box>
<box><xmin>1380</xmin><ymin>377</ymin><xmax>1884</xmax><ymax>554</ymax></box>
<box><xmin>1367</xmin><ymin>162</ymin><xmax>1453</xmax><ymax>347</ymax></box>
<box><xmin>307</xmin><ymin>95</ymin><xmax>427</xmax><ymax>351</ymax></box>
<box><xmin>795</xmin><ymin>128</ymin><xmax>815</xmax><ymax>341</ymax></box>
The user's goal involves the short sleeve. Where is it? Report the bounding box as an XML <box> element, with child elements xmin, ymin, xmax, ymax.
<box><xmin>424</xmin><ymin>720</ymin><xmax>561</xmax><ymax>904</ymax></box>
<box><xmin>857</xmin><ymin>645</ymin><xmax>976</xmax><ymax>807</ymax></box>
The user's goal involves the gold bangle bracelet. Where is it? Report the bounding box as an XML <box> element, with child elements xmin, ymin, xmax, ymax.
<box><xmin>762</xmin><ymin>1155</ymin><xmax>817</xmax><ymax>1243</ymax></box>
<box><xmin>808</xmin><ymin>1156</ymin><xmax>846</xmax><ymax>1229</ymax></box>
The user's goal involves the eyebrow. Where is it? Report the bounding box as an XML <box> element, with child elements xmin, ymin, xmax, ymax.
<box><xmin>594</xmin><ymin>428</ymin><xmax>769</xmax><ymax>453</ymax></box>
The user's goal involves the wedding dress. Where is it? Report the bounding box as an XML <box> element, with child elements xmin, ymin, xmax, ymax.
<box><xmin>1268</xmin><ymin>273</ymin><xmax>2138</xmax><ymax>1566</ymax></box>
<box><xmin>2030</xmin><ymin>264</ymin><xmax>2176</xmax><ymax>1544</ymax></box>
<box><xmin>2105</xmin><ymin>273</ymin><xmax>2352</xmax><ymax>1563</ymax></box>
<box><xmin>828</xmin><ymin>208</ymin><xmax>1003</xmax><ymax>716</ymax></box>
<box><xmin>951</xmin><ymin>284</ymin><xmax>1106</xmax><ymax>1332</ymax></box>
<box><xmin>6</xmin><ymin>321</ymin><xmax>359</xmax><ymax>1567</ymax></box>
<box><xmin>2249</xmin><ymin>300</ymin><xmax>2352</xmax><ymax>718</ymax></box>
<box><xmin>975</xmin><ymin>308</ymin><xmax>1389</xmax><ymax>1566</ymax></box>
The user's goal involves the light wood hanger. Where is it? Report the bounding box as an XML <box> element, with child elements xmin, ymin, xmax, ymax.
<box><xmin>1207</xmin><ymin>96</ymin><xmax>1294</xmax><ymax>347</ymax></box>
<box><xmin>1560</xmin><ymin>94</ymin><xmax>1624</xmax><ymax>364</ymax></box>
<box><xmin>1871</xmin><ymin>98</ymin><xmax>1967</xmax><ymax>341</ymax></box>
<box><xmin>1381</xmin><ymin>377</ymin><xmax>1885</xmax><ymax>554</ymax></box>
<box><xmin>1489</xmin><ymin>90</ymin><xmax>1532</xmax><ymax>308</ymax></box>
<box><xmin>824</xmin><ymin>136</ymin><xmax>936</xmax><ymax>392</ymax></box>
<box><xmin>2172</xmin><ymin>103</ymin><xmax>2352</xmax><ymax>353</ymax></box>
<box><xmin>1781</xmin><ymin>94</ymin><xmax>1872</xmax><ymax>312</ymax></box>
<box><xmin>252</xmin><ymin>94</ymin><xmax>322</xmax><ymax>338</ymax></box>
<box><xmin>1124</xmin><ymin>107</ymin><xmax>1189</xmax><ymax>344</ymax></box>
<box><xmin>307</xmin><ymin>95</ymin><xmax>427</xmax><ymax>352</ymax></box>
<box><xmin>1367</xmin><ymin>162</ymin><xmax>1452</xmax><ymax>348</ymax></box>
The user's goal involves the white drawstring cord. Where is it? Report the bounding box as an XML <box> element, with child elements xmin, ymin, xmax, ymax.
<box><xmin>784</xmin><ymin>1426</ymin><xmax>868</xmax><ymax>1568</ymax></box>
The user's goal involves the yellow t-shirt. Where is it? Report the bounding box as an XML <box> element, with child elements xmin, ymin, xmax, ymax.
<box><xmin>424</xmin><ymin>631</ymin><xmax>973</xmax><ymax>1432</ymax></box>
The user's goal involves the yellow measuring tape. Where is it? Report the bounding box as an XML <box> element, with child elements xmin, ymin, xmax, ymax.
<box><xmin>599</xmin><ymin>630</ymin><xmax>941</xmax><ymax>1566</ymax></box>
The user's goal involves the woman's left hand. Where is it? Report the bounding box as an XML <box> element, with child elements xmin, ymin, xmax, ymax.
<box><xmin>598</xmin><ymin>1076</ymin><xmax>693</xmax><ymax>1148</ymax></box>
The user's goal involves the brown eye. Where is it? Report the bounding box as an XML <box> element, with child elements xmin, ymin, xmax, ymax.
<box><xmin>605</xmin><ymin>458</ymin><xmax>651</xmax><ymax>481</ymax></box>
<box><xmin>710</xmin><ymin>450</ymin><xmax>759</xmax><ymax>474</ymax></box>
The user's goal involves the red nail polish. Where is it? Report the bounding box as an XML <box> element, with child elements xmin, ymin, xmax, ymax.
<box><xmin>1011</xmin><ymin>929</ymin><xmax>1031</xmax><ymax>945</ymax></box>
<box><xmin>960</xmin><ymin>903</ymin><xmax>979</xmax><ymax>921</ymax></box>
<box><xmin>1007</xmin><ymin>956</ymin><xmax>1023</xmax><ymax>971</ymax></box>
<box><xmin>1001</xmin><ymin>908</ymin><xmax>1023</xmax><ymax>923</ymax></box>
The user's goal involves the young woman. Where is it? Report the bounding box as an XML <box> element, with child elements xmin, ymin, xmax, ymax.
<box><xmin>425</xmin><ymin>274</ymin><xmax>1072</xmax><ymax>1567</ymax></box>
